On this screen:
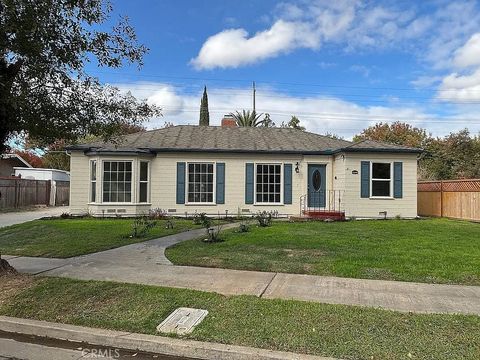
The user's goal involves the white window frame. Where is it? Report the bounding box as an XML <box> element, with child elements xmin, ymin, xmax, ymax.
<box><xmin>138</xmin><ymin>160</ymin><xmax>150</xmax><ymax>204</ymax></box>
<box><xmin>101</xmin><ymin>160</ymin><xmax>134</xmax><ymax>204</ymax></box>
<box><xmin>254</xmin><ymin>163</ymin><xmax>284</xmax><ymax>205</ymax></box>
<box><xmin>185</xmin><ymin>161</ymin><xmax>216</xmax><ymax>205</ymax></box>
<box><xmin>370</xmin><ymin>161</ymin><xmax>393</xmax><ymax>198</ymax></box>
<box><xmin>89</xmin><ymin>160</ymin><xmax>97</xmax><ymax>203</ymax></box>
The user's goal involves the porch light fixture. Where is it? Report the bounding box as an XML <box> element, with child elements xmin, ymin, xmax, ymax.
<box><xmin>295</xmin><ymin>162</ymin><xmax>300</xmax><ymax>173</ymax></box>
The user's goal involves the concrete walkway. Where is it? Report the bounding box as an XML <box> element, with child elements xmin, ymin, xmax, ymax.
<box><xmin>5</xmin><ymin>225</ymin><xmax>480</xmax><ymax>316</ymax></box>
<box><xmin>0</xmin><ymin>207</ymin><xmax>68</xmax><ymax>228</ymax></box>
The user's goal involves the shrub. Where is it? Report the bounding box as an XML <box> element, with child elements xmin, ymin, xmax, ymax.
<box><xmin>149</xmin><ymin>208</ymin><xmax>169</xmax><ymax>219</ymax></box>
<box><xmin>255</xmin><ymin>211</ymin><xmax>273</xmax><ymax>227</ymax></box>
<box><xmin>130</xmin><ymin>216</ymin><xmax>157</xmax><ymax>238</ymax></box>
<box><xmin>193</xmin><ymin>212</ymin><xmax>212</xmax><ymax>228</ymax></box>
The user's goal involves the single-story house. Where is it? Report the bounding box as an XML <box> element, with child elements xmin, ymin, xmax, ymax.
<box><xmin>0</xmin><ymin>153</ymin><xmax>32</xmax><ymax>177</ymax></box>
<box><xmin>66</xmin><ymin>122</ymin><xmax>422</xmax><ymax>218</ymax></box>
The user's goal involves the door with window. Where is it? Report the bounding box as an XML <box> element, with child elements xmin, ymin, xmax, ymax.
<box><xmin>307</xmin><ymin>164</ymin><xmax>326</xmax><ymax>208</ymax></box>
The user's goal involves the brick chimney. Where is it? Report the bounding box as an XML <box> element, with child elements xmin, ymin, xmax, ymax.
<box><xmin>221</xmin><ymin>114</ymin><xmax>237</xmax><ymax>127</ymax></box>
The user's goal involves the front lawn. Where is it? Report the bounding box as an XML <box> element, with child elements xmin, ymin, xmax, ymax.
<box><xmin>1</xmin><ymin>276</ymin><xmax>479</xmax><ymax>360</ymax></box>
<box><xmin>166</xmin><ymin>218</ymin><xmax>480</xmax><ymax>285</ymax></box>
<box><xmin>0</xmin><ymin>218</ymin><xmax>201</xmax><ymax>258</ymax></box>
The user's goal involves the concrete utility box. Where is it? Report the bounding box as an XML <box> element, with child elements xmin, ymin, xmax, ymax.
<box><xmin>156</xmin><ymin>307</ymin><xmax>208</xmax><ymax>335</ymax></box>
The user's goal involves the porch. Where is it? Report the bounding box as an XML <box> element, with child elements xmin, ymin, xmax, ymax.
<box><xmin>298</xmin><ymin>190</ymin><xmax>345</xmax><ymax>221</ymax></box>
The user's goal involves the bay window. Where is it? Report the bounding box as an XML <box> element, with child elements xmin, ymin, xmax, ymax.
<box><xmin>102</xmin><ymin>161</ymin><xmax>132</xmax><ymax>203</ymax></box>
<box><xmin>139</xmin><ymin>161</ymin><xmax>149</xmax><ymax>203</ymax></box>
<box><xmin>90</xmin><ymin>160</ymin><xmax>97</xmax><ymax>202</ymax></box>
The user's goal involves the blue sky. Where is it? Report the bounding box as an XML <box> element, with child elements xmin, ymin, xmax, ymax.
<box><xmin>87</xmin><ymin>0</ymin><xmax>480</xmax><ymax>138</ymax></box>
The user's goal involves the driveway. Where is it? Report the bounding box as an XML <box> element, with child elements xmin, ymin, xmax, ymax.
<box><xmin>0</xmin><ymin>207</ymin><xmax>68</xmax><ymax>228</ymax></box>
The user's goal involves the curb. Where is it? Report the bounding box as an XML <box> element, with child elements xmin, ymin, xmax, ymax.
<box><xmin>0</xmin><ymin>316</ymin><xmax>340</xmax><ymax>360</ymax></box>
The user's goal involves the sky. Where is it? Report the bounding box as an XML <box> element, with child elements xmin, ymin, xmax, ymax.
<box><xmin>86</xmin><ymin>0</ymin><xmax>480</xmax><ymax>139</ymax></box>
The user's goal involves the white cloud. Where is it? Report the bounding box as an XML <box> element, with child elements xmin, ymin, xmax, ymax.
<box><xmin>112</xmin><ymin>81</ymin><xmax>480</xmax><ymax>138</ymax></box>
<box><xmin>191</xmin><ymin>1</ymin><xmax>480</xmax><ymax>71</ymax></box>
<box><xmin>190</xmin><ymin>20</ymin><xmax>319</xmax><ymax>70</ymax></box>
<box><xmin>437</xmin><ymin>68</ymin><xmax>480</xmax><ymax>102</ymax></box>
<box><xmin>437</xmin><ymin>32</ymin><xmax>480</xmax><ymax>102</ymax></box>
<box><xmin>453</xmin><ymin>33</ymin><xmax>480</xmax><ymax>68</ymax></box>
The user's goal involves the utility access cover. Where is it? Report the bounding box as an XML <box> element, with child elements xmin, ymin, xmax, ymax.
<box><xmin>157</xmin><ymin>307</ymin><xmax>208</xmax><ymax>335</ymax></box>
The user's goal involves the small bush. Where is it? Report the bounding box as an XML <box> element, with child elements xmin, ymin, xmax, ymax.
<box><xmin>237</xmin><ymin>215</ymin><xmax>251</xmax><ymax>233</ymax></box>
<box><xmin>149</xmin><ymin>208</ymin><xmax>169</xmax><ymax>220</ymax></box>
<box><xmin>60</xmin><ymin>212</ymin><xmax>71</xmax><ymax>219</ymax></box>
<box><xmin>193</xmin><ymin>212</ymin><xmax>212</xmax><ymax>228</ymax></box>
<box><xmin>255</xmin><ymin>211</ymin><xmax>273</xmax><ymax>227</ymax></box>
<box><xmin>130</xmin><ymin>216</ymin><xmax>157</xmax><ymax>238</ymax></box>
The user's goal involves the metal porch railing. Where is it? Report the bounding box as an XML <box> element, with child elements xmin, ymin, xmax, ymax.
<box><xmin>300</xmin><ymin>190</ymin><xmax>345</xmax><ymax>216</ymax></box>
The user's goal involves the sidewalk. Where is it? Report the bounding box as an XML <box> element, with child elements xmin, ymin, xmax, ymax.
<box><xmin>5</xmin><ymin>228</ymin><xmax>480</xmax><ymax>315</ymax></box>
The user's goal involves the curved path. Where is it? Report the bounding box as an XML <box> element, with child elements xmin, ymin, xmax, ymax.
<box><xmin>5</xmin><ymin>224</ymin><xmax>480</xmax><ymax>316</ymax></box>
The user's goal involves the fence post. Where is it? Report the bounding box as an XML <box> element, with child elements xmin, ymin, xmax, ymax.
<box><xmin>440</xmin><ymin>180</ymin><xmax>443</xmax><ymax>217</ymax></box>
<box><xmin>47</xmin><ymin>180</ymin><xmax>52</xmax><ymax>206</ymax></box>
<box><xmin>14</xmin><ymin>179</ymin><xmax>18</xmax><ymax>208</ymax></box>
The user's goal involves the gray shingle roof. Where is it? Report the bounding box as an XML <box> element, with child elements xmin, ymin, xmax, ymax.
<box><xmin>342</xmin><ymin>139</ymin><xmax>423</xmax><ymax>153</ymax></box>
<box><xmin>67</xmin><ymin>125</ymin><xmax>422</xmax><ymax>154</ymax></box>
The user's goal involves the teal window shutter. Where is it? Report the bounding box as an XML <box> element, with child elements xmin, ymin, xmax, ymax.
<box><xmin>216</xmin><ymin>163</ymin><xmax>225</xmax><ymax>204</ymax></box>
<box><xmin>393</xmin><ymin>162</ymin><xmax>403</xmax><ymax>198</ymax></box>
<box><xmin>360</xmin><ymin>161</ymin><xmax>370</xmax><ymax>198</ymax></box>
<box><xmin>176</xmin><ymin>162</ymin><xmax>186</xmax><ymax>204</ymax></box>
<box><xmin>284</xmin><ymin>164</ymin><xmax>292</xmax><ymax>204</ymax></box>
<box><xmin>245</xmin><ymin>163</ymin><xmax>254</xmax><ymax>204</ymax></box>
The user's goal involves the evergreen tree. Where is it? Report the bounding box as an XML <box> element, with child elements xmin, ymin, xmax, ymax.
<box><xmin>199</xmin><ymin>86</ymin><xmax>210</xmax><ymax>126</ymax></box>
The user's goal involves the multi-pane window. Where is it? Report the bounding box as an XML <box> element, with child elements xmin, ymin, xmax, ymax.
<box><xmin>90</xmin><ymin>160</ymin><xmax>97</xmax><ymax>202</ymax></box>
<box><xmin>139</xmin><ymin>161</ymin><xmax>149</xmax><ymax>203</ymax></box>
<box><xmin>102</xmin><ymin>161</ymin><xmax>132</xmax><ymax>203</ymax></box>
<box><xmin>256</xmin><ymin>164</ymin><xmax>281</xmax><ymax>203</ymax></box>
<box><xmin>187</xmin><ymin>163</ymin><xmax>214</xmax><ymax>203</ymax></box>
<box><xmin>371</xmin><ymin>163</ymin><xmax>391</xmax><ymax>197</ymax></box>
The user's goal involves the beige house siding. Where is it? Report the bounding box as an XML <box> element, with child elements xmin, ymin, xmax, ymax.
<box><xmin>68</xmin><ymin>150</ymin><xmax>418</xmax><ymax>218</ymax></box>
<box><xmin>69</xmin><ymin>151</ymin><xmax>90</xmax><ymax>214</ymax></box>
<box><xmin>342</xmin><ymin>153</ymin><xmax>418</xmax><ymax>218</ymax></box>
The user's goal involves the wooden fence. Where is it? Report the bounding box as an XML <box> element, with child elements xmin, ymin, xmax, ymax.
<box><xmin>0</xmin><ymin>177</ymin><xmax>51</xmax><ymax>209</ymax></box>
<box><xmin>54</xmin><ymin>180</ymin><xmax>70</xmax><ymax>206</ymax></box>
<box><xmin>418</xmin><ymin>179</ymin><xmax>480</xmax><ymax>221</ymax></box>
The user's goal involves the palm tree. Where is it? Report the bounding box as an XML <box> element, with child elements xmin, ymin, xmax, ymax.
<box><xmin>230</xmin><ymin>110</ymin><xmax>264</xmax><ymax>127</ymax></box>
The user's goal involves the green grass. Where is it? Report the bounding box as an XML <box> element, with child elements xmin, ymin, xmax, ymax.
<box><xmin>166</xmin><ymin>218</ymin><xmax>480</xmax><ymax>285</ymax></box>
<box><xmin>0</xmin><ymin>218</ymin><xmax>201</xmax><ymax>258</ymax></box>
<box><xmin>1</xmin><ymin>276</ymin><xmax>479</xmax><ymax>360</ymax></box>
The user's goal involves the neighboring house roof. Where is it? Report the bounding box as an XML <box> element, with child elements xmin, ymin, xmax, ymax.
<box><xmin>341</xmin><ymin>139</ymin><xmax>423</xmax><ymax>153</ymax></box>
<box><xmin>67</xmin><ymin>125</ymin><xmax>422</xmax><ymax>155</ymax></box>
<box><xmin>13</xmin><ymin>167</ymin><xmax>70</xmax><ymax>175</ymax></box>
<box><xmin>0</xmin><ymin>153</ymin><xmax>33</xmax><ymax>168</ymax></box>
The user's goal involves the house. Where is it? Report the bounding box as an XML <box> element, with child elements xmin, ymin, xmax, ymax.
<box><xmin>66</xmin><ymin>120</ymin><xmax>422</xmax><ymax>218</ymax></box>
<box><xmin>0</xmin><ymin>153</ymin><xmax>32</xmax><ymax>177</ymax></box>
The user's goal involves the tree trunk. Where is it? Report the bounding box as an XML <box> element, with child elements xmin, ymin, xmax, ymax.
<box><xmin>0</xmin><ymin>254</ymin><xmax>17</xmax><ymax>275</ymax></box>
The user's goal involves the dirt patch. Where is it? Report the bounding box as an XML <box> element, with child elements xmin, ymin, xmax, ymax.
<box><xmin>283</xmin><ymin>248</ymin><xmax>325</xmax><ymax>258</ymax></box>
<box><xmin>0</xmin><ymin>274</ymin><xmax>36</xmax><ymax>307</ymax></box>
<box><xmin>200</xmin><ymin>257</ymin><xmax>225</xmax><ymax>267</ymax></box>
<box><xmin>363</xmin><ymin>267</ymin><xmax>395</xmax><ymax>280</ymax></box>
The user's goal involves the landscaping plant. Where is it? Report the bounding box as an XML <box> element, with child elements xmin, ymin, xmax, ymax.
<box><xmin>130</xmin><ymin>217</ymin><xmax>157</xmax><ymax>238</ymax></box>
<box><xmin>255</xmin><ymin>211</ymin><xmax>273</xmax><ymax>227</ymax></box>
